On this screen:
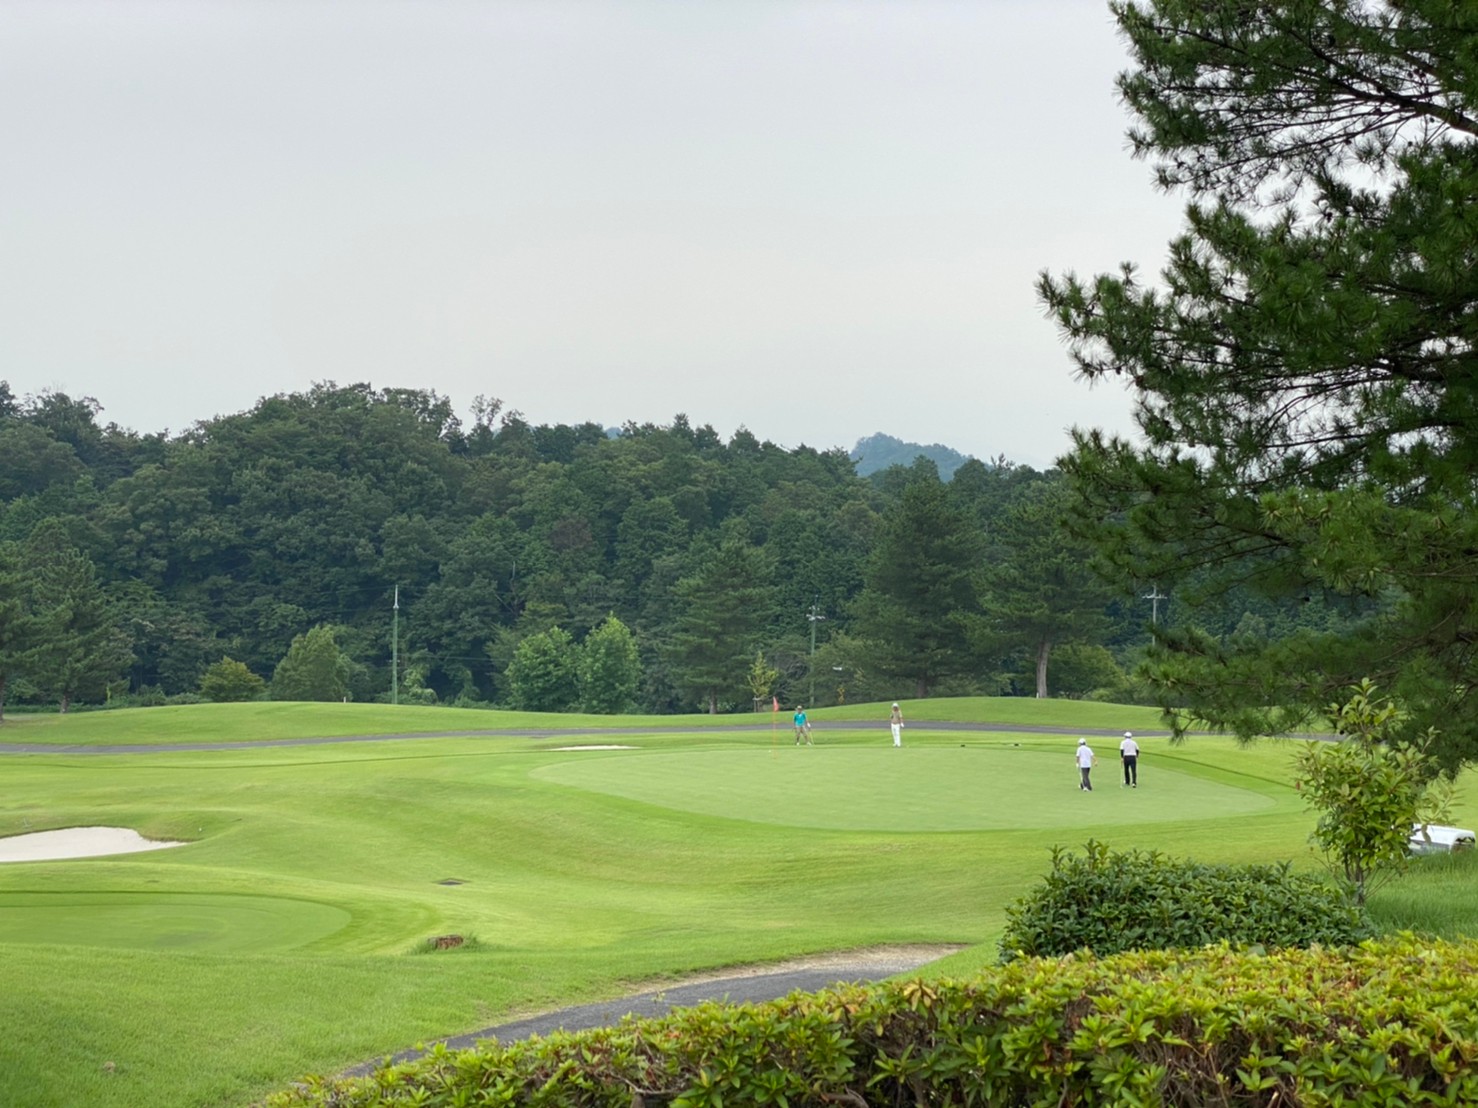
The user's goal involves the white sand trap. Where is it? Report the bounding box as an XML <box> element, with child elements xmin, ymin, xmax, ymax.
<box><xmin>550</xmin><ymin>744</ymin><xmax>636</xmax><ymax>751</ymax></box>
<box><xmin>0</xmin><ymin>826</ymin><xmax>187</xmax><ymax>863</ymax></box>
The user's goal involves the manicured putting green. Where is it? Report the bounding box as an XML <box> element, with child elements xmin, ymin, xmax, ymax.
<box><xmin>0</xmin><ymin>892</ymin><xmax>351</xmax><ymax>952</ymax></box>
<box><xmin>531</xmin><ymin>746</ymin><xmax>1276</xmax><ymax>831</ymax></box>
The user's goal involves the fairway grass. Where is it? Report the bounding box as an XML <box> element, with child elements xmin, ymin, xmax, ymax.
<box><xmin>0</xmin><ymin>700</ymin><xmax>1472</xmax><ymax>1108</ymax></box>
<box><xmin>0</xmin><ymin>695</ymin><xmax>1170</xmax><ymax>747</ymax></box>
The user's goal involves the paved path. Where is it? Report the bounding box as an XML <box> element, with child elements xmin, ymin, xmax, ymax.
<box><xmin>341</xmin><ymin>946</ymin><xmax>959</xmax><ymax>1078</ymax></box>
<box><xmin>0</xmin><ymin>720</ymin><xmax>1176</xmax><ymax>755</ymax></box>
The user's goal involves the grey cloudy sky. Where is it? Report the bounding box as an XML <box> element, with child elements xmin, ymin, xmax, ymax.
<box><xmin>1</xmin><ymin>0</ymin><xmax>1183</xmax><ymax>469</ymax></box>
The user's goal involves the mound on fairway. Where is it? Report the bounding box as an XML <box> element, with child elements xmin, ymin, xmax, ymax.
<box><xmin>531</xmin><ymin>747</ymin><xmax>1275</xmax><ymax>832</ymax></box>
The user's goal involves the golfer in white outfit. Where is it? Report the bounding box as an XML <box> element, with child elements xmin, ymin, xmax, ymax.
<box><xmin>1075</xmin><ymin>738</ymin><xmax>1097</xmax><ymax>791</ymax></box>
<box><xmin>1119</xmin><ymin>731</ymin><xmax>1140</xmax><ymax>787</ymax></box>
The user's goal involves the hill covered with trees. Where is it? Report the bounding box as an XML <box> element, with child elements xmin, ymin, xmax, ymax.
<box><xmin>848</xmin><ymin>433</ymin><xmax>975</xmax><ymax>481</ymax></box>
<box><xmin>0</xmin><ymin>380</ymin><xmax>1342</xmax><ymax>717</ymax></box>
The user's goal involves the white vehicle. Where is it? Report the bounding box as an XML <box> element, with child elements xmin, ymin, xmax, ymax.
<box><xmin>1408</xmin><ymin>824</ymin><xmax>1477</xmax><ymax>855</ymax></box>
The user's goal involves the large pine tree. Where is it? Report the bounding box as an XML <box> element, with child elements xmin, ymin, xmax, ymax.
<box><xmin>0</xmin><ymin>541</ymin><xmax>41</xmax><ymax>722</ymax></box>
<box><xmin>25</xmin><ymin>521</ymin><xmax>131</xmax><ymax>713</ymax></box>
<box><xmin>975</xmin><ymin>480</ymin><xmax>1113</xmax><ymax>699</ymax></box>
<box><xmin>666</xmin><ymin>539</ymin><xmax>775</xmax><ymax>714</ymax></box>
<box><xmin>852</xmin><ymin>478</ymin><xmax>983</xmax><ymax>698</ymax></box>
<box><xmin>1040</xmin><ymin>0</ymin><xmax>1478</xmax><ymax>763</ymax></box>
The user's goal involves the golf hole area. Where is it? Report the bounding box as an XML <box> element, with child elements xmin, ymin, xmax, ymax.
<box><xmin>532</xmin><ymin>746</ymin><xmax>1275</xmax><ymax>832</ymax></box>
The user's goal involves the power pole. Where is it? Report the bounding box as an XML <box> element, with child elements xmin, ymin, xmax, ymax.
<box><xmin>806</xmin><ymin>596</ymin><xmax>826</xmax><ymax>704</ymax></box>
<box><xmin>391</xmin><ymin>584</ymin><xmax>400</xmax><ymax>706</ymax></box>
<box><xmin>1143</xmin><ymin>584</ymin><xmax>1167</xmax><ymax>626</ymax></box>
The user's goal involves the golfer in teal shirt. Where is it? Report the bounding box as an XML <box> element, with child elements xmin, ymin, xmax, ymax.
<box><xmin>793</xmin><ymin>706</ymin><xmax>812</xmax><ymax>745</ymax></box>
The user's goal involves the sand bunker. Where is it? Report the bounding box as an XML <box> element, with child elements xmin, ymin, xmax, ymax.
<box><xmin>0</xmin><ymin>826</ymin><xmax>187</xmax><ymax>863</ymax></box>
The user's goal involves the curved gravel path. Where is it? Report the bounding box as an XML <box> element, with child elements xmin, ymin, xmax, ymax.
<box><xmin>340</xmin><ymin>944</ymin><xmax>964</xmax><ymax>1078</ymax></box>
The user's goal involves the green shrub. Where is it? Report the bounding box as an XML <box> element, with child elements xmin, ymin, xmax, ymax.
<box><xmin>506</xmin><ymin>626</ymin><xmax>580</xmax><ymax>712</ymax></box>
<box><xmin>998</xmin><ymin>840</ymin><xmax>1371</xmax><ymax>961</ymax></box>
<box><xmin>198</xmin><ymin>657</ymin><xmax>267</xmax><ymax>702</ymax></box>
<box><xmin>110</xmin><ymin>684</ymin><xmax>167</xmax><ymax>708</ymax></box>
<box><xmin>1294</xmin><ymin>679</ymin><xmax>1450</xmax><ymax>905</ymax></box>
<box><xmin>271</xmin><ymin>625</ymin><xmax>351</xmax><ymax>702</ymax></box>
<box><xmin>268</xmin><ymin>935</ymin><xmax>1478</xmax><ymax>1107</ymax></box>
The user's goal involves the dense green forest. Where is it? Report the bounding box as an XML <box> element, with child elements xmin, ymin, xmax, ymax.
<box><xmin>0</xmin><ymin>379</ymin><xmax>1345</xmax><ymax>716</ymax></box>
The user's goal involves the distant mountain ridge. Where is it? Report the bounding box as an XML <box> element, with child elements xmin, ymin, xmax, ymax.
<box><xmin>850</xmin><ymin>432</ymin><xmax>973</xmax><ymax>480</ymax></box>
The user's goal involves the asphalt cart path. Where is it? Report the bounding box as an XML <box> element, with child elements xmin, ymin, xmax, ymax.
<box><xmin>341</xmin><ymin>945</ymin><xmax>962</xmax><ymax>1078</ymax></box>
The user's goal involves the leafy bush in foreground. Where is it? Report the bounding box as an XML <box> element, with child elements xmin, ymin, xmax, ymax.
<box><xmin>269</xmin><ymin>936</ymin><xmax>1478</xmax><ymax>1107</ymax></box>
<box><xmin>998</xmin><ymin>840</ymin><xmax>1371</xmax><ymax>961</ymax></box>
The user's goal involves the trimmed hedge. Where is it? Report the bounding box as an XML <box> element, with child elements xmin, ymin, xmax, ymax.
<box><xmin>998</xmin><ymin>840</ymin><xmax>1372</xmax><ymax>960</ymax></box>
<box><xmin>270</xmin><ymin>935</ymin><xmax>1478</xmax><ymax>1107</ymax></box>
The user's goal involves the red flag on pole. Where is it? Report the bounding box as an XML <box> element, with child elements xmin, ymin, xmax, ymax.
<box><xmin>772</xmin><ymin>695</ymin><xmax>779</xmax><ymax>713</ymax></box>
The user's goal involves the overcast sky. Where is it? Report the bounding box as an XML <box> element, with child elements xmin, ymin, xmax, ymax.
<box><xmin>1</xmin><ymin>0</ymin><xmax>1184</xmax><ymax>469</ymax></box>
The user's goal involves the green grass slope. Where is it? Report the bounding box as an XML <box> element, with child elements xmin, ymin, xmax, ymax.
<box><xmin>0</xmin><ymin>700</ymin><xmax>1471</xmax><ymax>1108</ymax></box>
<box><xmin>0</xmin><ymin>696</ymin><xmax>1169</xmax><ymax>746</ymax></box>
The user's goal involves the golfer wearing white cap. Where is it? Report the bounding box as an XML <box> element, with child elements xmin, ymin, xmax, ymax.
<box><xmin>1075</xmin><ymin>738</ymin><xmax>1097</xmax><ymax>791</ymax></box>
<box><xmin>890</xmin><ymin>702</ymin><xmax>904</xmax><ymax>746</ymax></box>
<box><xmin>1119</xmin><ymin>731</ymin><xmax>1140</xmax><ymax>787</ymax></box>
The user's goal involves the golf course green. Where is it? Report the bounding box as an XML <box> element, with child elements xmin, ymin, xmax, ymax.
<box><xmin>531</xmin><ymin>745</ymin><xmax>1276</xmax><ymax>830</ymax></box>
<box><xmin>0</xmin><ymin>699</ymin><xmax>1471</xmax><ymax>1108</ymax></box>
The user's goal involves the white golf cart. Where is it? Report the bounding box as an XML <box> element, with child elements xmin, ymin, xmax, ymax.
<box><xmin>1408</xmin><ymin>823</ymin><xmax>1477</xmax><ymax>855</ymax></box>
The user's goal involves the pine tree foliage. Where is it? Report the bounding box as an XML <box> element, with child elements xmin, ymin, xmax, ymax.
<box><xmin>24</xmin><ymin>520</ymin><xmax>131</xmax><ymax>713</ymax></box>
<box><xmin>1039</xmin><ymin>0</ymin><xmax>1478</xmax><ymax>764</ymax></box>
<box><xmin>975</xmin><ymin>480</ymin><xmax>1114</xmax><ymax>699</ymax></box>
<box><xmin>0</xmin><ymin>540</ymin><xmax>40</xmax><ymax>721</ymax></box>
<box><xmin>852</xmin><ymin>478</ymin><xmax>983</xmax><ymax>698</ymax></box>
<box><xmin>666</xmin><ymin>539</ymin><xmax>775</xmax><ymax>714</ymax></box>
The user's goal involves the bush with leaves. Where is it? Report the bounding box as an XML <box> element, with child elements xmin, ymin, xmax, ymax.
<box><xmin>270</xmin><ymin>625</ymin><xmax>351</xmax><ymax>702</ymax></box>
<box><xmin>998</xmin><ymin>840</ymin><xmax>1370</xmax><ymax>961</ymax></box>
<box><xmin>267</xmin><ymin>935</ymin><xmax>1478</xmax><ymax>1108</ymax></box>
<box><xmin>505</xmin><ymin>625</ymin><xmax>579</xmax><ymax>712</ymax></box>
<box><xmin>1294</xmin><ymin>680</ymin><xmax>1452</xmax><ymax>905</ymax></box>
<box><xmin>198</xmin><ymin>657</ymin><xmax>267</xmax><ymax>702</ymax></box>
<box><xmin>744</xmin><ymin>649</ymin><xmax>779</xmax><ymax>711</ymax></box>
<box><xmin>578</xmin><ymin>615</ymin><xmax>641</xmax><ymax>714</ymax></box>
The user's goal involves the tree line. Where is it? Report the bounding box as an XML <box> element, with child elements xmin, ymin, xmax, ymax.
<box><xmin>0</xmin><ymin>377</ymin><xmax>1323</xmax><ymax>719</ymax></box>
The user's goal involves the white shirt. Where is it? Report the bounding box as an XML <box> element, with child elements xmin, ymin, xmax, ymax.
<box><xmin>1076</xmin><ymin>745</ymin><xmax>1095</xmax><ymax>767</ymax></box>
<box><xmin>1120</xmin><ymin>738</ymin><xmax>1140</xmax><ymax>757</ymax></box>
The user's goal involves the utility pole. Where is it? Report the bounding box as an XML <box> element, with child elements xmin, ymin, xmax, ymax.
<box><xmin>806</xmin><ymin>596</ymin><xmax>826</xmax><ymax>704</ymax></box>
<box><xmin>1143</xmin><ymin>584</ymin><xmax>1167</xmax><ymax>627</ymax></box>
<box><xmin>391</xmin><ymin>584</ymin><xmax>400</xmax><ymax>706</ymax></box>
